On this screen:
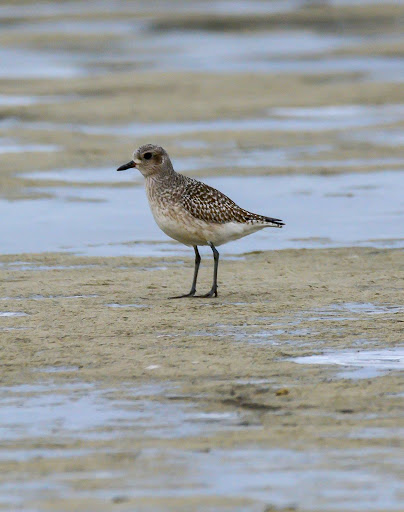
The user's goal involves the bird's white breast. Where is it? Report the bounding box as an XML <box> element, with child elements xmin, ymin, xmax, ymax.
<box><xmin>149</xmin><ymin>200</ymin><xmax>264</xmax><ymax>246</ymax></box>
<box><xmin>145</xmin><ymin>177</ymin><xmax>266</xmax><ymax>247</ymax></box>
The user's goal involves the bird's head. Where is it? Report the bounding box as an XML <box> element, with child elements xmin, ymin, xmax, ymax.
<box><xmin>117</xmin><ymin>144</ymin><xmax>173</xmax><ymax>177</ymax></box>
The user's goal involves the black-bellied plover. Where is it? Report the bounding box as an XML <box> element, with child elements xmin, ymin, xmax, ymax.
<box><xmin>117</xmin><ymin>144</ymin><xmax>284</xmax><ymax>298</ymax></box>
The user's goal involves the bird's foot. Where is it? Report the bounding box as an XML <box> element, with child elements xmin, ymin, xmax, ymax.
<box><xmin>195</xmin><ymin>287</ymin><xmax>218</xmax><ymax>298</ymax></box>
<box><xmin>168</xmin><ymin>289</ymin><xmax>196</xmax><ymax>299</ymax></box>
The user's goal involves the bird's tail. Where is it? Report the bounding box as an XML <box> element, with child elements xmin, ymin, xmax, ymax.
<box><xmin>245</xmin><ymin>211</ymin><xmax>285</xmax><ymax>228</ymax></box>
<box><xmin>263</xmin><ymin>216</ymin><xmax>284</xmax><ymax>228</ymax></box>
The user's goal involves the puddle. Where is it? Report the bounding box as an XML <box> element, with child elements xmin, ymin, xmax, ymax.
<box><xmin>4</xmin><ymin>445</ymin><xmax>400</xmax><ymax>511</ymax></box>
<box><xmin>0</xmin><ymin>0</ymin><xmax>397</xmax><ymax>19</ymax></box>
<box><xmin>0</xmin><ymin>0</ymin><xmax>401</xmax><ymax>85</ymax></box>
<box><xmin>1</xmin><ymin>171</ymin><xmax>404</xmax><ymax>257</ymax></box>
<box><xmin>239</xmin><ymin>329</ymin><xmax>286</xmax><ymax>345</ymax></box>
<box><xmin>10</xmin><ymin>103</ymin><xmax>404</xmax><ymax>136</ymax></box>
<box><xmin>291</xmin><ymin>347</ymin><xmax>404</xmax><ymax>379</ymax></box>
<box><xmin>0</xmin><ymin>262</ymin><xmax>97</xmax><ymax>271</ymax></box>
<box><xmin>297</xmin><ymin>157</ymin><xmax>404</xmax><ymax>169</ymax></box>
<box><xmin>271</xmin><ymin>104</ymin><xmax>404</xmax><ymax>122</ymax></box>
<box><xmin>0</xmin><ymin>311</ymin><xmax>28</xmax><ymax>317</ymax></box>
<box><xmin>0</xmin><ymin>447</ymin><xmax>93</xmax><ymax>462</ymax></box>
<box><xmin>0</xmin><ymin>48</ymin><xmax>83</xmax><ymax>79</ymax></box>
<box><xmin>347</xmin><ymin>427</ymin><xmax>404</xmax><ymax>440</ymax></box>
<box><xmin>212</xmin><ymin>302</ymin><xmax>404</xmax><ymax>348</ymax></box>
<box><xmin>20</xmin><ymin>145</ymin><xmax>331</xmax><ymax>184</ymax></box>
<box><xmin>1</xmin><ymin>23</ymin><xmax>400</xmax><ymax>81</ymax></box>
<box><xmin>0</xmin><ymin>95</ymin><xmax>64</xmax><ymax>106</ymax></box>
<box><xmin>351</xmin><ymin>129</ymin><xmax>404</xmax><ymax>147</ymax></box>
<box><xmin>22</xmin><ymin>167</ymin><xmax>137</xmax><ymax>184</ymax></box>
<box><xmin>22</xmin><ymin>147</ymin><xmax>404</xmax><ymax>186</ymax></box>
<box><xmin>106</xmin><ymin>303</ymin><xmax>149</xmax><ymax>309</ymax></box>
<box><xmin>34</xmin><ymin>366</ymin><xmax>80</xmax><ymax>374</ymax></box>
<box><xmin>0</xmin><ymin>137</ymin><xmax>59</xmax><ymax>154</ymax></box>
<box><xmin>299</xmin><ymin>303</ymin><xmax>404</xmax><ymax>322</ymax></box>
<box><xmin>191</xmin><ymin>324</ymin><xmax>317</xmax><ymax>347</ymax></box>
<box><xmin>0</xmin><ymin>378</ymin><xmax>402</xmax><ymax>510</ymax></box>
<box><xmin>331</xmin><ymin>302</ymin><xmax>404</xmax><ymax>315</ymax></box>
<box><xmin>0</xmin><ymin>382</ymin><xmax>244</xmax><ymax>443</ymax></box>
<box><xmin>0</xmin><ymin>22</ymin><xmax>376</xmax><ymax>79</ymax></box>
<box><xmin>258</xmin><ymin>55</ymin><xmax>404</xmax><ymax>82</ymax></box>
<box><xmin>0</xmin><ymin>294</ymin><xmax>97</xmax><ymax>301</ymax></box>
<box><xmin>121</xmin><ymin>447</ymin><xmax>403</xmax><ymax>511</ymax></box>
<box><xmin>122</xmin><ymin>30</ymin><xmax>362</xmax><ymax>73</ymax></box>
<box><xmin>0</xmin><ymin>1</ymin><xmax>296</xmax><ymax>20</ymax></box>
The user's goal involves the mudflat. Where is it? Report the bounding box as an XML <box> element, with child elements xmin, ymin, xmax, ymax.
<box><xmin>1</xmin><ymin>248</ymin><xmax>403</xmax><ymax>509</ymax></box>
<box><xmin>1</xmin><ymin>0</ymin><xmax>404</xmax><ymax>510</ymax></box>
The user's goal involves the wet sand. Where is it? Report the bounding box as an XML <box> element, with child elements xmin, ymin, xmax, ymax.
<box><xmin>1</xmin><ymin>247</ymin><xmax>403</xmax><ymax>510</ymax></box>
<box><xmin>1</xmin><ymin>0</ymin><xmax>404</xmax><ymax>510</ymax></box>
<box><xmin>2</xmin><ymin>247</ymin><xmax>403</xmax><ymax>382</ymax></box>
<box><xmin>1</xmin><ymin>71</ymin><xmax>403</xmax><ymax>200</ymax></box>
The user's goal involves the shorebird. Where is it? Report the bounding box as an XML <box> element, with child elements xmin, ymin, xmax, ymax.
<box><xmin>117</xmin><ymin>144</ymin><xmax>284</xmax><ymax>298</ymax></box>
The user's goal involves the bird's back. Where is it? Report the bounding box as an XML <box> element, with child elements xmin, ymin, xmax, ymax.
<box><xmin>176</xmin><ymin>173</ymin><xmax>284</xmax><ymax>228</ymax></box>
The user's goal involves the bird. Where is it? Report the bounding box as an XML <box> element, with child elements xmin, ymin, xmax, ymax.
<box><xmin>117</xmin><ymin>144</ymin><xmax>284</xmax><ymax>298</ymax></box>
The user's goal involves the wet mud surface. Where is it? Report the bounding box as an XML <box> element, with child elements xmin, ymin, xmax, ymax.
<box><xmin>0</xmin><ymin>1</ymin><xmax>403</xmax><ymax>510</ymax></box>
<box><xmin>1</xmin><ymin>248</ymin><xmax>403</xmax><ymax>511</ymax></box>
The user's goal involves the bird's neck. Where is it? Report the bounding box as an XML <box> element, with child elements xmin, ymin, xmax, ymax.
<box><xmin>146</xmin><ymin>167</ymin><xmax>179</xmax><ymax>188</ymax></box>
<box><xmin>145</xmin><ymin>168</ymin><xmax>182</xmax><ymax>205</ymax></box>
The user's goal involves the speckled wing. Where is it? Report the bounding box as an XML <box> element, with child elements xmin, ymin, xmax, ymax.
<box><xmin>180</xmin><ymin>178</ymin><xmax>284</xmax><ymax>227</ymax></box>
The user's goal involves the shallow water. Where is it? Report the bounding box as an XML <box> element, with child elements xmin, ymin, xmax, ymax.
<box><xmin>21</xmin><ymin>145</ymin><xmax>332</xmax><ymax>183</ymax></box>
<box><xmin>0</xmin><ymin>48</ymin><xmax>83</xmax><ymax>79</ymax></box>
<box><xmin>0</xmin><ymin>137</ymin><xmax>59</xmax><ymax>154</ymax></box>
<box><xmin>0</xmin><ymin>382</ymin><xmax>242</xmax><ymax>443</ymax></box>
<box><xmin>1</xmin><ymin>439</ymin><xmax>402</xmax><ymax>511</ymax></box>
<box><xmin>330</xmin><ymin>302</ymin><xmax>404</xmax><ymax>315</ymax></box>
<box><xmin>0</xmin><ymin>8</ymin><xmax>402</xmax><ymax>81</ymax></box>
<box><xmin>351</xmin><ymin>129</ymin><xmax>404</xmax><ymax>147</ymax></box>
<box><xmin>0</xmin><ymin>294</ymin><xmax>97</xmax><ymax>301</ymax></box>
<box><xmin>0</xmin><ymin>0</ymin><xmax>396</xmax><ymax>19</ymax></box>
<box><xmin>298</xmin><ymin>302</ymin><xmax>404</xmax><ymax>322</ymax></box>
<box><xmin>0</xmin><ymin>0</ymin><xmax>296</xmax><ymax>19</ymax></box>
<box><xmin>202</xmin><ymin>300</ymin><xmax>403</xmax><ymax>348</ymax></box>
<box><xmin>0</xmin><ymin>380</ymin><xmax>402</xmax><ymax>511</ymax></box>
<box><xmin>8</xmin><ymin>103</ymin><xmax>404</xmax><ymax>136</ymax></box>
<box><xmin>0</xmin><ymin>261</ymin><xmax>97</xmax><ymax>271</ymax></box>
<box><xmin>21</xmin><ymin>148</ymin><xmax>404</xmax><ymax>185</ymax></box>
<box><xmin>126</xmin><ymin>447</ymin><xmax>403</xmax><ymax>511</ymax></box>
<box><xmin>117</xmin><ymin>30</ymin><xmax>363</xmax><ymax>74</ymax></box>
<box><xmin>0</xmin><ymin>311</ymin><xmax>28</xmax><ymax>317</ymax></box>
<box><xmin>106</xmin><ymin>303</ymin><xmax>149</xmax><ymax>309</ymax></box>
<box><xmin>292</xmin><ymin>347</ymin><xmax>404</xmax><ymax>379</ymax></box>
<box><xmin>1</xmin><ymin>171</ymin><xmax>403</xmax><ymax>256</ymax></box>
<box><xmin>0</xmin><ymin>95</ymin><xmax>64</xmax><ymax>106</ymax></box>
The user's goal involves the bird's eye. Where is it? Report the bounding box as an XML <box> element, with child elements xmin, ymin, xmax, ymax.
<box><xmin>143</xmin><ymin>152</ymin><xmax>152</xmax><ymax>160</ymax></box>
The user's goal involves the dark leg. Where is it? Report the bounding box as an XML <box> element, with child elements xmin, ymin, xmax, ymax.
<box><xmin>198</xmin><ymin>242</ymin><xmax>219</xmax><ymax>298</ymax></box>
<box><xmin>189</xmin><ymin>246</ymin><xmax>201</xmax><ymax>294</ymax></box>
<box><xmin>169</xmin><ymin>246</ymin><xmax>201</xmax><ymax>299</ymax></box>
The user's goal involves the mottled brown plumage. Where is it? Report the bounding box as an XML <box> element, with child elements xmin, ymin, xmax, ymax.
<box><xmin>117</xmin><ymin>144</ymin><xmax>284</xmax><ymax>298</ymax></box>
<box><xmin>178</xmin><ymin>175</ymin><xmax>283</xmax><ymax>226</ymax></box>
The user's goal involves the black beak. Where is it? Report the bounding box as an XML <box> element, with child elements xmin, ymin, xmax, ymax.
<box><xmin>117</xmin><ymin>160</ymin><xmax>136</xmax><ymax>171</ymax></box>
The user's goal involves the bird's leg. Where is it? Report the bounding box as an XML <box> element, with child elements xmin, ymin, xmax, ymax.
<box><xmin>189</xmin><ymin>246</ymin><xmax>201</xmax><ymax>295</ymax></box>
<box><xmin>199</xmin><ymin>242</ymin><xmax>219</xmax><ymax>298</ymax></box>
<box><xmin>169</xmin><ymin>246</ymin><xmax>201</xmax><ymax>299</ymax></box>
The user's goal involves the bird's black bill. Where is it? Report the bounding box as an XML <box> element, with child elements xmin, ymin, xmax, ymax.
<box><xmin>117</xmin><ymin>160</ymin><xmax>136</xmax><ymax>171</ymax></box>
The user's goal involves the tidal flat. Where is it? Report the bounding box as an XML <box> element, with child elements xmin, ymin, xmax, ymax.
<box><xmin>0</xmin><ymin>248</ymin><xmax>403</xmax><ymax>511</ymax></box>
<box><xmin>0</xmin><ymin>0</ymin><xmax>403</xmax><ymax>510</ymax></box>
